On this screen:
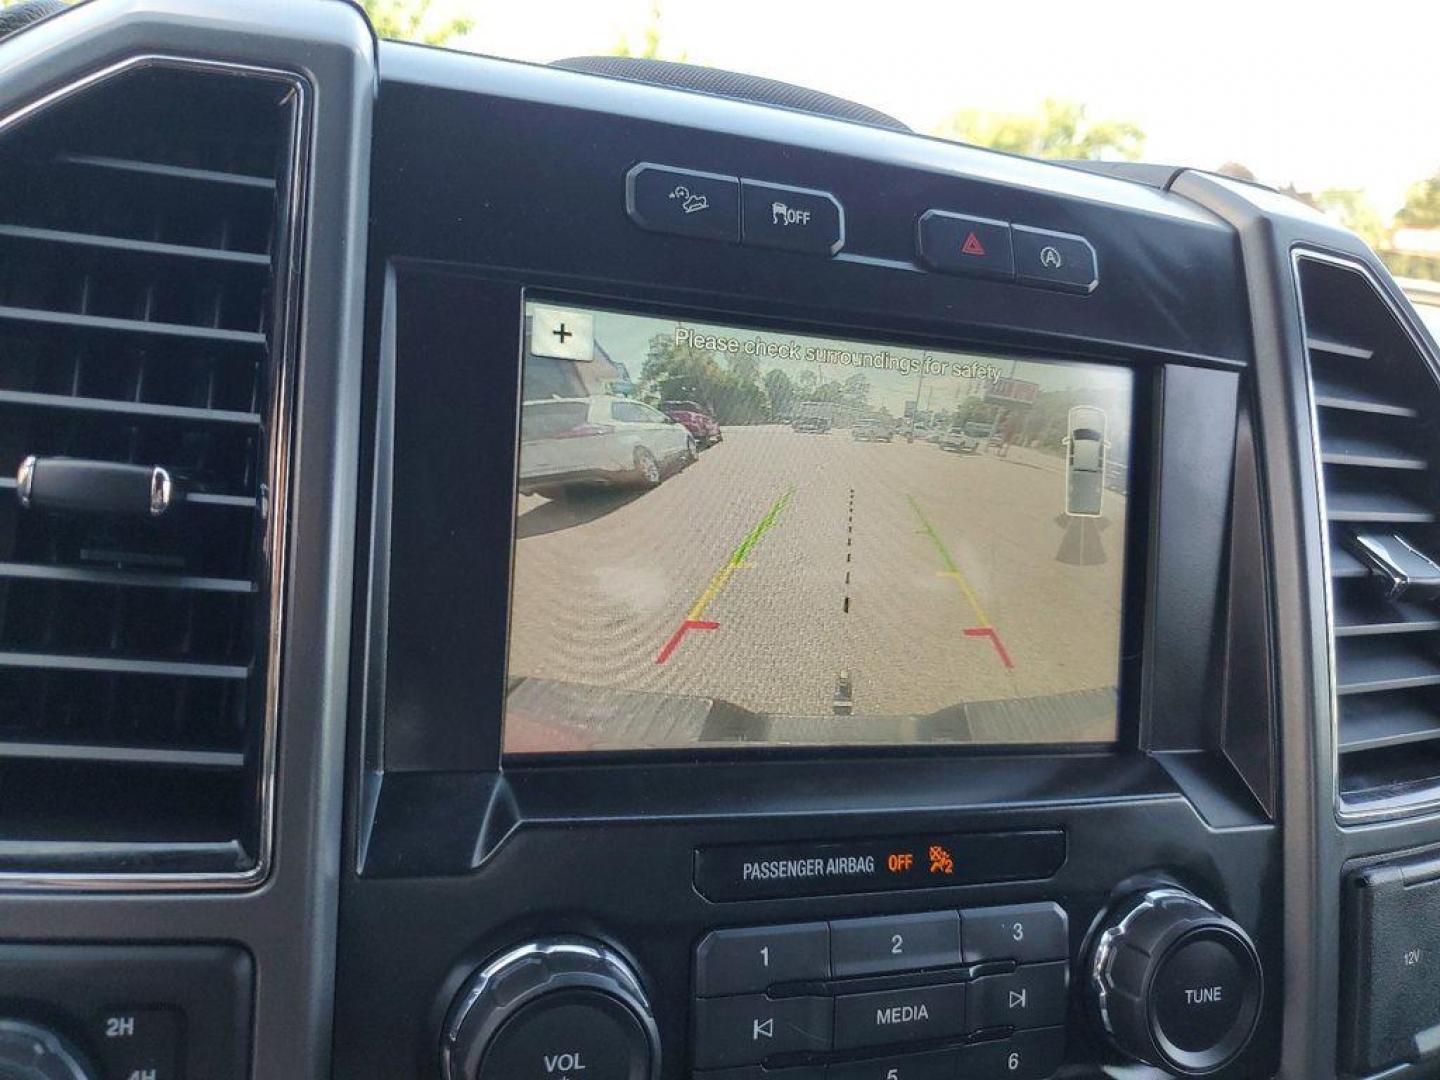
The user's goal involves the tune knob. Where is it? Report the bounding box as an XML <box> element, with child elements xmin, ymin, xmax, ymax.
<box><xmin>1088</xmin><ymin>888</ymin><xmax>1263</xmax><ymax>1075</ymax></box>
<box><xmin>442</xmin><ymin>938</ymin><xmax>659</xmax><ymax>1080</ymax></box>
<box><xmin>0</xmin><ymin>1019</ymin><xmax>94</xmax><ymax>1080</ymax></box>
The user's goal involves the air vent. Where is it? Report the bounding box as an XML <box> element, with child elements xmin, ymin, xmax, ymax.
<box><xmin>1299</xmin><ymin>254</ymin><xmax>1440</xmax><ymax>815</ymax></box>
<box><xmin>0</xmin><ymin>60</ymin><xmax>304</xmax><ymax>882</ymax></box>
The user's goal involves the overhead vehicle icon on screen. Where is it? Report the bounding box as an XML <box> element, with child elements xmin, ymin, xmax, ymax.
<box><xmin>1063</xmin><ymin>406</ymin><xmax>1109</xmax><ymax>517</ymax></box>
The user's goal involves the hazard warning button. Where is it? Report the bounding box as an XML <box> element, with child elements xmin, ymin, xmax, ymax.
<box><xmin>917</xmin><ymin>210</ymin><xmax>1015</xmax><ymax>280</ymax></box>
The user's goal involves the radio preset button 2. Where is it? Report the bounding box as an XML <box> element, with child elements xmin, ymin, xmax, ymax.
<box><xmin>696</xmin><ymin>923</ymin><xmax>831</xmax><ymax>996</ymax></box>
<box><xmin>831</xmin><ymin>911</ymin><xmax>961</xmax><ymax>977</ymax></box>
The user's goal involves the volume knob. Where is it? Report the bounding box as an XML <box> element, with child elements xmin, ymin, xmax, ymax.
<box><xmin>1089</xmin><ymin>888</ymin><xmax>1262</xmax><ymax>1075</ymax></box>
<box><xmin>442</xmin><ymin>938</ymin><xmax>659</xmax><ymax>1080</ymax></box>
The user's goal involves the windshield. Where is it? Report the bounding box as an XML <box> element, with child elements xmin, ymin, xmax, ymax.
<box><xmin>368</xmin><ymin>1</ymin><xmax>1440</xmax><ymax>299</ymax></box>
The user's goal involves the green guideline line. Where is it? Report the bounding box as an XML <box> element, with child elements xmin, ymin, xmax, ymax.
<box><xmin>730</xmin><ymin>487</ymin><xmax>793</xmax><ymax>566</ymax></box>
<box><xmin>907</xmin><ymin>493</ymin><xmax>959</xmax><ymax>574</ymax></box>
<box><xmin>908</xmin><ymin>493</ymin><xmax>993</xmax><ymax>627</ymax></box>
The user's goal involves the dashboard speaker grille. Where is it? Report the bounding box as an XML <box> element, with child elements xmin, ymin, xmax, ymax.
<box><xmin>0</xmin><ymin>61</ymin><xmax>303</xmax><ymax>881</ymax></box>
<box><xmin>1299</xmin><ymin>254</ymin><xmax>1440</xmax><ymax>815</ymax></box>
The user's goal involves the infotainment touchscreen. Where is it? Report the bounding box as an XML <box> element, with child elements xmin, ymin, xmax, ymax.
<box><xmin>503</xmin><ymin>301</ymin><xmax>1134</xmax><ymax>753</ymax></box>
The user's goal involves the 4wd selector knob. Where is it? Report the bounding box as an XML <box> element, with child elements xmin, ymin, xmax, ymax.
<box><xmin>0</xmin><ymin>1019</ymin><xmax>94</xmax><ymax>1080</ymax></box>
<box><xmin>442</xmin><ymin>938</ymin><xmax>659</xmax><ymax>1080</ymax></box>
<box><xmin>1089</xmin><ymin>888</ymin><xmax>1262</xmax><ymax>1075</ymax></box>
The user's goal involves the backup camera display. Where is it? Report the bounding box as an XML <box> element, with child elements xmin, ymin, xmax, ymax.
<box><xmin>503</xmin><ymin>302</ymin><xmax>1133</xmax><ymax>753</ymax></box>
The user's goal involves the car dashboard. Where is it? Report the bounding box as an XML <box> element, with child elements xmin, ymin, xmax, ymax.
<box><xmin>0</xmin><ymin>3</ymin><xmax>1439</xmax><ymax>1080</ymax></box>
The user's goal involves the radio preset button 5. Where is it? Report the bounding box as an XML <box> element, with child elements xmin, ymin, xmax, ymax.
<box><xmin>962</xmin><ymin>902</ymin><xmax>1069</xmax><ymax>965</ymax></box>
<box><xmin>740</xmin><ymin>180</ymin><xmax>844</xmax><ymax>255</ymax></box>
<box><xmin>693</xmin><ymin>994</ymin><xmax>833</xmax><ymax>1069</ymax></box>
<box><xmin>832</xmin><ymin>983</ymin><xmax>965</xmax><ymax>1050</ymax></box>
<box><xmin>696</xmin><ymin>923</ymin><xmax>831</xmax><ymax>996</ymax></box>
<box><xmin>831</xmin><ymin>912</ymin><xmax>960</xmax><ymax>977</ymax></box>
<box><xmin>825</xmin><ymin>1048</ymin><xmax>958</xmax><ymax>1080</ymax></box>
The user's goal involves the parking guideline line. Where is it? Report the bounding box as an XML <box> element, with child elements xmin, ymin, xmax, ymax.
<box><xmin>685</xmin><ymin>488</ymin><xmax>792</xmax><ymax>622</ymax></box>
<box><xmin>906</xmin><ymin>494</ymin><xmax>992</xmax><ymax>628</ymax></box>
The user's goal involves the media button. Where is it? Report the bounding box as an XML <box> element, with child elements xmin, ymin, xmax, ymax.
<box><xmin>626</xmin><ymin>163</ymin><xmax>740</xmax><ymax>241</ymax></box>
<box><xmin>1012</xmin><ymin>225</ymin><xmax>1098</xmax><ymax>293</ymax></box>
<box><xmin>916</xmin><ymin>211</ymin><xmax>1014</xmax><ymax>279</ymax></box>
<box><xmin>831</xmin><ymin>912</ymin><xmax>960</xmax><ymax>977</ymax></box>
<box><xmin>741</xmin><ymin>180</ymin><xmax>844</xmax><ymax>255</ymax></box>
<box><xmin>962</xmin><ymin>902</ymin><xmax>1069</xmax><ymax>964</ymax></box>
<box><xmin>696</xmin><ymin>923</ymin><xmax>831</xmax><ymax>996</ymax></box>
<box><xmin>693</xmin><ymin>994</ymin><xmax>833</xmax><ymax>1069</ymax></box>
<box><xmin>825</xmin><ymin>1047</ymin><xmax>957</xmax><ymax>1080</ymax></box>
<box><xmin>833</xmin><ymin>983</ymin><xmax>965</xmax><ymax>1050</ymax></box>
<box><xmin>969</xmin><ymin>962</ymin><xmax>1069</xmax><ymax>1031</ymax></box>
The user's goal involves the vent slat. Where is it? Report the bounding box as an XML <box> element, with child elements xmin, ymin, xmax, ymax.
<box><xmin>58</xmin><ymin>152</ymin><xmax>277</xmax><ymax>191</ymax></box>
<box><xmin>0</xmin><ymin>390</ymin><xmax>261</xmax><ymax>426</ymax></box>
<box><xmin>1325</xmin><ymin>485</ymin><xmax>1435</xmax><ymax>524</ymax></box>
<box><xmin>1320</xmin><ymin>432</ymin><xmax>1427</xmax><ymax>471</ymax></box>
<box><xmin>0</xmin><ymin>304</ymin><xmax>266</xmax><ymax>348</ymax></box>
<box><xmin>1334</xmin><ymin>590</ymin><xmax>1440</xmax><ymax>637</ymax></box>
<box><xmin>1337</xmin><ymin>694</ymin><xmax>1440</xmax><ymax>752</ymax></box>
<box><xmin>0</xmin><ymin>742</ymin><xmax>244</xmax><ymax>770</ymax></box>
<box><xmin>1308</xmin><ymin>335</ymin><xmax>1375</xmax><ymax>361</ymax></box>
<box><xmin>0</xmin><ymin>651</ymin><xmax>249</xmax><ymax>680</ymax></box>
<box><xmin>0</xmin><ymin>223</ymin><xmax>270</xmax><ymax>266</ymax></box>
<box><xmin>0</xmin><ymin>562</ymin><xmax>254</xmax><ymax>594</ymax></box>
<box><xmin>1331</xmin><ymin>543</ymin><xmax>1371</xmax><ymax>578</ymax></box>
<box><xmin>1313</xmin><ymin>372</ymin><xmax>1419</xmax><ymax>418</ymax></box>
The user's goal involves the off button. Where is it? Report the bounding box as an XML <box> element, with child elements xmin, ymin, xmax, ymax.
<box><xmin>741</xmin><ymin>180</ymin><xmax>845</xmax><ymax>255</ymax></box>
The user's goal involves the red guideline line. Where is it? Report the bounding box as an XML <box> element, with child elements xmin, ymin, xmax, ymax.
<box><xmin>964</xmin><ymin>626</ymin><xmax>1015</xmax><ymax>669</ymax></box>
<box><xmin>655</xmin><ymin>620</ymin><xmax>720</xmax><ymax>664</ymax></box>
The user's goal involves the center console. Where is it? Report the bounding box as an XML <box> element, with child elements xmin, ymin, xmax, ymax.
<box><xmin>333</xmin><ymin>40</ymin><xmax>1281</xmax><ymax>1080</ymax></box>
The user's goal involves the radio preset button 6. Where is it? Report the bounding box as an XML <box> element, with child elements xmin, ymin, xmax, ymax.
<box><xmin>832</xmin><ymin>983</ymin><xmax>966</xmax><ymax>1050</ymax></box>
<box><xmin>693</xmin><ymin>994</ymin><xmax>833</xmax><ymax>1069</ymax></box>
<box><xmin>962</xmin><ymin>902</ymin><xmax>1069</xmax><ymax>965</ymax></box>
<box><xmin>831</xmin><ymin>912</ymin><xmax>961</xmax><ymax>977</ymax></box>
<box><xmin>960</xmin><ymin>1027</ymin><xmax>1067</xmax><ymax>1080</ymax></box>
<box><xmin>625</xmin><ymin>163</ymin><xmax>740</xmax><ymax>242</ymax></box>
<box><xmin>696</xmin><ymin>923</ymin><xmax>831</xmax><ymax>996</ymax></box>
<box><xmin>969</xmin><ymin>962</ymin><xmax>1070</xmax><ymax>1031</ymax></box>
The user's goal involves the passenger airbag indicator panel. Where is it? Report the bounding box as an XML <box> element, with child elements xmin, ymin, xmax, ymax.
<box><xmin>693</xmin><ymin>831</ymin><xmax>1066</xmax><ymax>901</ymax></box>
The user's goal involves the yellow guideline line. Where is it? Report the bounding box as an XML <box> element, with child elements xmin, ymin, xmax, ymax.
<box><xmin>685</xmin><ymin>488</ymin><xmax>792</xmax><ymax>622</ymax></box>
<box><xmin>907</xmin><ymin>494</ymin><xmax>992</xmax><ymax>627</ymax></box>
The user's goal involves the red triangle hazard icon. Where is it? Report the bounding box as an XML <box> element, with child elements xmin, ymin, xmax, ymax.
<box><xmin>961</xmin><ymin>232</ymin><xmax>987</xmax><ymax>257</ymax></box>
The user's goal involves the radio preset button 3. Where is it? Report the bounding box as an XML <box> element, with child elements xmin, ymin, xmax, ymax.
<box><xmin>962</xmin><ymin>902</ymin><xmax>1069</xmax><ymax>964</ymax></box>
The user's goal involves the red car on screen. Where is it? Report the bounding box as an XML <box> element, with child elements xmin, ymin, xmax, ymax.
<box><xmin>660</xmin><ymin>400</ymin><xmax>722</xmax><ymax>447</ymax></box>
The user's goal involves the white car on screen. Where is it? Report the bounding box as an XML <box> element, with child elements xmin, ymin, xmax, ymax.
<box><xmin>518</xmin><ymin>395</ymin><xmax>698</xmax><ymax>496</ymax></box>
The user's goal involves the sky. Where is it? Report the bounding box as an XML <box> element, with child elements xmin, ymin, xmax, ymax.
<box><xmin>422</xmin><ymin>0</ymin><xmax>1440</xmax><ymax>217</ymax></box>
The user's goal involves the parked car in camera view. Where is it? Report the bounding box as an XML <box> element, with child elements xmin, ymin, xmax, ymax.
<box><xmin>852</xmin><ymin>416</ymin><xmax>894</xmax><ymax>442</ymax></box>
<box><xmin>660</xmin><ymin>399</ymin><xmax>722</xmax><ymax>446</ymax></box>
<box><xmin>792</xmin><ymin>400</ymin><xmax>835</xmax><ymax>433</ymax></box>
<box><xmin>940</xmin><ymin>420</ymin><xmax>994</xmax><ymax>453</ymax></box>
<box><xmin>518</xmin><ymin>396</ymin><xmax>697</xmax><ymax>496</ymax></box>
<box><xmin>1064</xmin><ymin>405</ymin><xmax>1109</xmax><ymax>517</ymax></box>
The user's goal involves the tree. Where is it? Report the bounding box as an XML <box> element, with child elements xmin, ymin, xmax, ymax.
<box><xmin>841</xmin><ymin>373</ymin><xmax>871</xmax><ymax>409</ymax></box>
<box><xmin>1315</xmin><ymin>189</ymin><xmax>1388</xmax><ymax>249</ymax></box>
<box><xmin>641</xmin><ymin>333</ymin><xmax>767</xmax><ymax>425</ymax></box>
<box><xmin>763</xmin><ymin>369</ymin><xmax>796</xmax><ymax>418</ymax></box>
<box><xmin>934</xmin><ymin>99</ymin><xmax>1145</xmax><ymax>162</ymax></box>
<box><xmin>612</xmin><ymin>2</ymin><xmax>688</xmax><ymax>62</ymax></box>
<box><xmin>1398</xmin><ymin>172</ymin><xmax>1440</xmax><ymax>228</ymax></box>
<box><xmin>361</xmin><ymin>0</ymin><xmax>474</xmax><ymax>46</ymax></box>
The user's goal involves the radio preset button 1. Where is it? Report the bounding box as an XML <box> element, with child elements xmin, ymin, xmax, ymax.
<box><xmin>693</xmin><ymin>994</ymin><xmax>833</xmax><ymax>1069</ymax></box>
<box><xmin>969</xmin><ymin>962</ymin><xmax>1069</xmax><ymax>1031</ymax></box>
<box><xmin>740</xmin><ymin>180</ymin><xmax>844</xmax><ymax>256</ymax></box>
<box><xmin>625</xmin><ymin>163</ymin><xmax>740</xmax><ymax>242</ymax></box>
<box><xmin>962</xmin><ymin>902</ymin><xmax>1069</xmax><ymax>964</ymax></box>
<box><xmin>832</xmin><ymin>983</ymin><xmax>965</xmax><ymax>1050</ymax></box>
<box><xmin>696</xmin><ymin>923</ymin><xmax>831</xmax><ymax>996</ymax></box>
<box><xmin>831</xmin><ymin>912</ymin><xmax>960</xmax><ymax>977</ymax></box>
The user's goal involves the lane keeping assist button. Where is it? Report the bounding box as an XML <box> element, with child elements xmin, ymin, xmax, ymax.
<box><xmin>916</xmin><ymin>211</ymin><xmax>1014</xmax><ymax>279</ymax></box>
<box><xmin>741</xmin><ymin>180</ymin><xmax>844</xmax><ymax>256</ymax></box>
